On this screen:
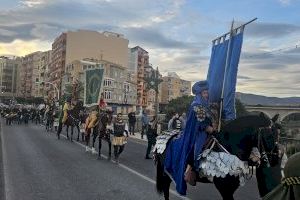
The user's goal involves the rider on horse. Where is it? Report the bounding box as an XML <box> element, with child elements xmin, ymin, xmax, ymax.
<box><xmin>62</xmin><ymin>97</ymin><xmax>73</xmax><ymax>124</ymax></box>
<box><xmin>163</xmin><ymin>80</ymin><xmax>216</xmax><ymax>195</ymax></box>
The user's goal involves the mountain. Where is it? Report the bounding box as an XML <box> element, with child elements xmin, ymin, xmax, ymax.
<box><xmin>236</xmin><ymin>92</ymin><xmax>300</xmax><ymax>106</ymax></box>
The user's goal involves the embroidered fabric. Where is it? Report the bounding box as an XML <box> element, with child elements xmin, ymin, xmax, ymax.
<box><xmin>153</xmin><ymin>130</ymin><xmax>181</xmax><ymax>154</ymax></box>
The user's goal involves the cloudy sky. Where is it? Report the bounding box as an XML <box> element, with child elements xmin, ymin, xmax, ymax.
<box><xmin>1</xmin><ymin>0</ymin><xmax>300</xmax><ymax>97</ymax></box>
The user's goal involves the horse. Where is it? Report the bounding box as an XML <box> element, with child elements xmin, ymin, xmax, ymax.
<box><xmin>155</xmin><ymin>113</ymin><xmax>281</xmax><ymax>200</ymax></box>
<box><xmin>65</xmin><ymin>101</ymin><xmax>84</xmax><ymax>142</ymax></box>
<box><xmin>45</xmin><ymin>108</ymin><xmax>55</xmax><ymax>132</ymax></box>
<box><xmin>93</xmin><ymin>110</ymin><xmax>113</xmax><ymax>160</ymax></box>
<box><xmin>255</xmin><ymin>115</ymin><xmax>286</xmax><ymax>197</ymax></box>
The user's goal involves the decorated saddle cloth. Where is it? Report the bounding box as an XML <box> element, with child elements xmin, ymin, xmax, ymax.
<box><xmin>197</xmin><ymin>138</ymin><xmax>250</xmax><ymax>186</ymax></box>
<box><xmin>153</xmin><ymin>130</ymin><xmax>182</xmax><ymax>154</ymax></box>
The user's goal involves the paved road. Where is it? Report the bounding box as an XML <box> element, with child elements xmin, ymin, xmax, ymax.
<box><xmin>0</xmin><ymin>120</ymin><xmax>261</xmax><ymax>200</ymax></box>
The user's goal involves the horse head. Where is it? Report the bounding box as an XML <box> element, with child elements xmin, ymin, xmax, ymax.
<box><xmin>217</xmin><ymin>112</ymin><xmax>272</xmax><ymax>163</ymax></box>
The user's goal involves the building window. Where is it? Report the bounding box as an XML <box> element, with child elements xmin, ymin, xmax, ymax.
<box><xmin>103</xmin><ymin>78</ymin><xmax>114</xmax><ymax>87</ymax></box>
<box><xmin>104</xmin><ymin>90</ymin><xmax>112</xmax><ymax>100</ymax></box>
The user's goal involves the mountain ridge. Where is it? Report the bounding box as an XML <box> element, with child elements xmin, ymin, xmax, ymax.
<box><xmin>236</xmin><ymin>92</ymin><xmax>300</xmax><ymax>106</ymax></box>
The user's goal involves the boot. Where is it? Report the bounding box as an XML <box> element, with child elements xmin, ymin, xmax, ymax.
<box><xmin>85</xmin><ymin>146</ymin><xmax>90</xmax><ymax>152</ymax></box>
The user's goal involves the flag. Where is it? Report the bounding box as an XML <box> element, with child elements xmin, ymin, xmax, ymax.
<box><xmin>207</xmin><ymin>31</ymin><xmax>244</xmax><ymax>120</ymax></box>
<box><xmin>84</xmin><ymin>68</ymin><xmax>104</xmax><ymax>106</ymax></box>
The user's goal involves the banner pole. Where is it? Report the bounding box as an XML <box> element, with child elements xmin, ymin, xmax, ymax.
<box><xmin>217</xmin><ymin>19</ymin><xmax>234</xmax><ymax>132</ymax></box>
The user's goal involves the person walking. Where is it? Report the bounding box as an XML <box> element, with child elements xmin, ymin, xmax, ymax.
<box><xmin>145</xmin><ymin>116</ymin><xmax>158</xmax><ymax>159</ymax></box>
<box><xmin>179</xmin><ymin>112</ymin><xmax>187</xmax><ymax>130</ymax></box>
<box><xmin>128</xmin><ymin>110</ymin><xmax>136</xmax><ymax>135</ymax></box>
<box><xmin>111</xmin><ymin>113</ymin><xmax>128</xmax><ymax>164</ymax></box>
<box><xmin>141</xmin><ymin>110</ymin><xmax>149</xmax><ymax>139</ymax></box>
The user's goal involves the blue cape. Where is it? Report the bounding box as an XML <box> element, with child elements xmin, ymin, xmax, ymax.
<box><xmin>164</xmin><ymin>95</ymin><xmax>209</xmax><ymax>195</ymax></box>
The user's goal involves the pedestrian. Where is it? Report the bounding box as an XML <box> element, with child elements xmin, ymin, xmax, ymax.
<box><xmin>145</xmin><ymin>115</ymin><xmax>158</xmax><ymax>159</ymax></box>
<box><xmin>128</xmin><ymin>110</ymin><xmax>136</xmax><ymax>135</ymax></box>
<box><xmin>263</xmin><ymin>152</ymin><xmax>300</xmax><ymax>200</ymax></box>
<box><xmin>141</xmin><ymin>110</ymin><xmax>149</xmax><ymax>139</ymax></box>
<box><xmin>167</xmin><ymin>112</ymin><xmax>183</xmax><ymax>131</ymax></box>
<box><xmin>112</xmin><ymin>113</ymin><xmax>128</xmax><ymax>164</ymax></box>
<box><xmin>179</xmin><ymin>112</ymin><xmax>187</xmax><ymax>130</ymax></box>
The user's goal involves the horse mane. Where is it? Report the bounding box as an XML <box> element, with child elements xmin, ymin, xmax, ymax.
<box><xmin>217</xmin><ymin>113</ymin><xmax>272</xmax><ymax>160</ymax></box>
<box><xmin>222</xmin><ymin>112</ymin><xmax>271</xmax><ymax>134</ymax></box>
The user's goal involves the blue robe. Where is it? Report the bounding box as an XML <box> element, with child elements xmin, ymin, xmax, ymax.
<box><xmin>164</xmin><ymin>96</ymin><xmax>211</xmax><ymax>195</ymax></box>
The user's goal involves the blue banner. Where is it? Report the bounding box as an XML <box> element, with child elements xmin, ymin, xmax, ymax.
<box><xmin>207</xmin><ymin>32</ymin><xmax>244</xmax><ymax>120</ymax></box>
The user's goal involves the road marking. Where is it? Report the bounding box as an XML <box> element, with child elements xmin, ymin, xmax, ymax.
<box><xmin>59</xmin><ymin>134</ymin><xmax>190</xmax><ymax>200</ymax></box>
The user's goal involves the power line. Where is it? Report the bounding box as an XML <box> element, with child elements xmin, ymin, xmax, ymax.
<box><xmin>243</xmin><ymin>43</ymin><xmax>300</xmax><ymax>59</ymax></box>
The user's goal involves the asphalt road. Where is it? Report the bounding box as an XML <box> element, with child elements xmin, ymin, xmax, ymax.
<box><xmin>0</xmin><ymin>120</ymin><xmax>261</xmax><ymax>200</ymax></box>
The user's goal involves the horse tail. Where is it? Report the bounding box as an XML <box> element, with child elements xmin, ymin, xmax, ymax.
<box><xmin>156</xmin><ymin>153</ymin><xmax>165</xmax><ymax>194</ymax></box>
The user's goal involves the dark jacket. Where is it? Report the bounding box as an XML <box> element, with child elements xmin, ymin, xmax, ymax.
<box><xmin>128</xmin><ymin>112</ymin><xmax>136</xmax><ymax>124</ymax></box>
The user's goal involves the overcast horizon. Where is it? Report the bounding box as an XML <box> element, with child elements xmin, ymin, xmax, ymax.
<box><xmin>1</xmin><ymin>0</ymin><xmax>300</xmax><ymax>98</ymax></box>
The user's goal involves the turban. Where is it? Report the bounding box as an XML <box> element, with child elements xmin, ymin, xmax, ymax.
<box><xmin>192</xmin><ymin>80</ymin><xmax>209</xmax><ymax>95</ymax></box>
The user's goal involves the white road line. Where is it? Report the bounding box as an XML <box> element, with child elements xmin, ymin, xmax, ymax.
<box><xmin>59</xmin><ymin>134</ymin><xmax>190</xmax><ymax>200</ymax></box>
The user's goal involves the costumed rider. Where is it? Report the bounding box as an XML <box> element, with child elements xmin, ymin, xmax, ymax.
<box><xmin>84</xmin><ymin>105</ymin><xmax>99</xmax><ymax>153</ymax></box>
<box><xmin>263</xmin><ymin>152</ymin><xmax>300</xmax><ymax>200</ymax></box>
<box><xmin>57</xmin><ymin>97</ymin><xmax>73</xmax><ymax>138</ymax></box>
<box><xmin>164</xmin><ymin>80</ymin><xmax>215</xmax><ymax>195</ymax></box>
<box><xmin>112</xmin><ymin>113</ymin><xmax>129</xmax><ymax>164</ymax></box>
<box><xmin>98</xmin><ymin>92</ymin><xmax>107</xmax><ymax>111</ymax></box>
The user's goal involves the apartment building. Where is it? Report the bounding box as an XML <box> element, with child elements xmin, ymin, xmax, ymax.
<box><xmin>0</xmin><ymin>56</ymin><xmax>20</xmax><ymax>101</ymax></box>
<box><xmin>49</xmin><ymin>30</ymin><xmax>129</xmax><ymax>97</ymax></box>
<box><xmin>64</xmin><ymin>58</ymin><xmax>137</xmax><ymax>113</ymax></box>
<box><xmin>161</xmin><ymin>72</ymin><xmax>191</xmax><ymax>104</ymax></box>
<box><xmin>128</xmin><ymin>46</ymin><xmax>149</xmax><ymax>111</ymax></box>
<box><xmin>19</xmin><ymin>51</ymin><xmax>51</xmax><ymax>98</ymax></box>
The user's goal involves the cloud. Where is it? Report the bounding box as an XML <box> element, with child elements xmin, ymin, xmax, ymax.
<box><xmin>0</xmin><ymin>39</ymin><xmax>50</xmax><ymax>56</ymax></box>
<box><xmin>124</xmin><ymin>27</ymin><xmax>194</xmax><ymax>49</ymax></box>
<box><xmin>245</xmin><ymin>22</ymin><xmax>300</xmax><ymax>38</ymax></box>
<box><xmin>278</xmin><ymin>0</ymin><xmax>291</xmax><ymax>5</ymax></box>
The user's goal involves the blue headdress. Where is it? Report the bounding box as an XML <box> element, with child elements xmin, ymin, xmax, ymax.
<box><xmin>192</xmin><ymin>80</ymin><xmax>209</xmax><ymax>107</ymax></box>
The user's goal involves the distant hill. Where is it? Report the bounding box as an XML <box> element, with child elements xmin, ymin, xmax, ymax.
<box><xmin>236</xmin><ymin>92</ymin><xmax>300</xmax><ymax>106</ymax></box>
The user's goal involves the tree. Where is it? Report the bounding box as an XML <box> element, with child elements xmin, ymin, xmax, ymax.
<box><xmin>235</xmin><ymin>98</ymin><xmax>248</xmax><ymax>117</ymax></box>
<box><xmin>164</xmin><ymin>95</ymin><xmax>194</xmax><ymax>120</ymax></box>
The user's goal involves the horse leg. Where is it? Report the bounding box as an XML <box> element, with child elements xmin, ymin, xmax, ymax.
<box><xmin>97</xmin><ymin>137</ymin><xmax>102</xmax><ymax>159</ymax></box>
<box><xmin>70</xmin><ymin>126</ymin><xmax>74</xmax><ymax>142</ymax></box>
<box><xmin>108</xmin><ymin>140</ymin><xmax>112</xmax><ymax>160</ymax></box>
<box><xmin>57</xmin><ymin>122</ymin><xmax>63</xmax><ymax>139</ymax></box>
<box><xmin>156</xmin><ymin>154</ymin><xmax>171</xmax><ymax>200</ymax></box>
<box><xmin>91</xmin><ymin>131</ymin><xmax>97</xmax><ymax>154</ymax></box>
<box><xmin>214</xmin><ymin>175</ymin><xmax>239</xmax><ymax>200</ymax></box>
<box><xmin>66</xmin><ymin>125</ymin><xmax>69</xmax><ymax>139</ymax></box>
<box><xmin>77</xmin><ymin>125</ymin><xmax>80</xmax><ymax>141</ymax></box>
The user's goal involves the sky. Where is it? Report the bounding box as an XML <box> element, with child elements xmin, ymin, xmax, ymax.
<box><xmin>0</xmin><ymin>0</ymin><xmax>300</xmax><ymax>97</ymax></box>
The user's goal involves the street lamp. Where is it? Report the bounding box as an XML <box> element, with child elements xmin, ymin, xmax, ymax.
<box><xmin>36</xmin><ymin>81</ymin><xmax>60</xmax><ymax>101</ymax></box>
